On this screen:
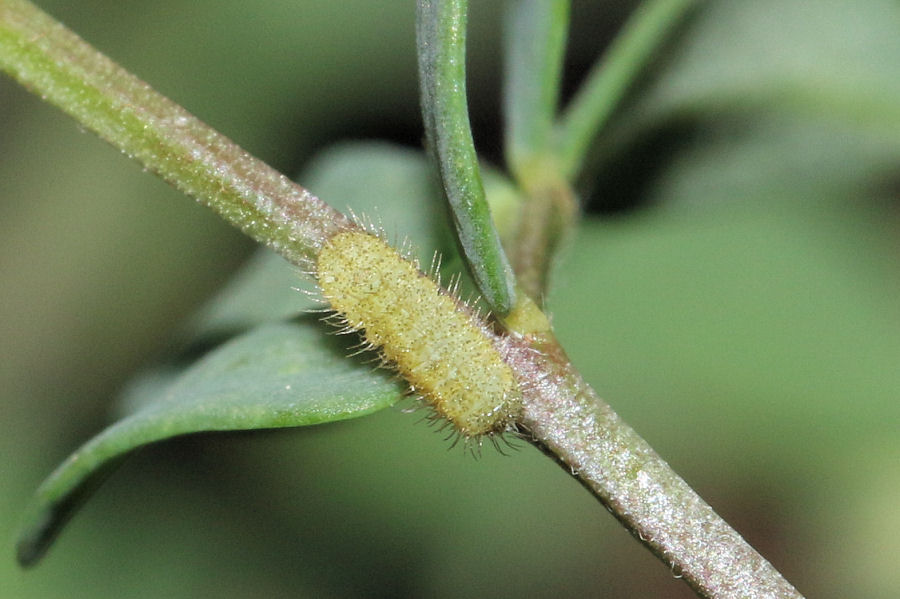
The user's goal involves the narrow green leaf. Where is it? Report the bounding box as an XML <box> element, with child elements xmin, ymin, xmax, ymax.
<box><xmin>416</xmin><ymin>0</ymin><xmax>516</xmax><ymax>316</ymax></box>
<box><xmin>503</xmin><ymin>0</ymin><xmax>570</xmax><ymax>184</ymax></box>
<box><xmin>16</xmin><ymin>320</ymin><xmax>404</xmax><ymax>567</ymax></box>
<box><xmin>556</xmin><ymin>0</ymin><xmax>699</xmax><ymax>179</ymax></box>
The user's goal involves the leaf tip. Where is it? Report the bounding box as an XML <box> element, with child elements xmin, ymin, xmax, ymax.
<box><xmin>15</xmin><ymin>506</ymin><xmax>57</xmax><ymax>568</ymax></box>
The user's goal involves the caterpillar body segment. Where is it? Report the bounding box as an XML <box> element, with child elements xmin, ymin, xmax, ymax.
<box><xmin>315</xmin><ymin>230</ymin><xmax>522</xmax><ymax>437</ymax></box>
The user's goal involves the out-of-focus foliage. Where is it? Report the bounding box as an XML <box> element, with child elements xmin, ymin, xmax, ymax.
<box><xmin>15</xmin><ymin>143</ymin><xmax>463</xmax><ymax>566</ymax></box>
<box><xmin>1</xmin><ymin>1</ymin><xmax>898</xmax><ymax>598</ymax></box>
<box><xmin>17</xmin><ymin>320</ymin><xmax>404</xmax><ymax>567</ymax></box>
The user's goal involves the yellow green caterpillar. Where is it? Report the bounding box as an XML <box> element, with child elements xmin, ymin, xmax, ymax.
<box><xmin>315</xmin><ymin>229</ymin><xmax>522</xmax><ymax>438</ymax></box>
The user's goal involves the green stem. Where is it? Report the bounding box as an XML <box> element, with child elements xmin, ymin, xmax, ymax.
<box><xmin>507</xmin><ymin>175</ymin><xmax>577</xmax><ymax>304</ymax></box>
<box><xmin>556</xmin><ymin>0</ymin><xmax>700</xmax><ymax>179</ymax></box>
<box><xmin>503</xmin><ymin>0</ymin><xmax>570</xmax><ymax>184</ymax></box>
<box><xmin>499</xmin><ymin>0</ymin><xmax>577</xmax><ymax>304</ymax></box>
<box><xmin>0</xmin><ymin>0</ymin><xmax>352</xmax><ymax>269</ymax></box>
<box><xmin>515</xmin><ymin>336</ymin><xmax>804</xmax><ymax>599</ymax></box>
<box><xmin>416</xmin><ymin>0</ymin><xmax>516</xmax><ymax>316</ymax></box>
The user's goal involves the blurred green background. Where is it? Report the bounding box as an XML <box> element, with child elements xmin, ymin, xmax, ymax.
<box><xmin>2</xmin><ymin>0</ymin><xmax>899</xmax><ymax>597</ymax></box>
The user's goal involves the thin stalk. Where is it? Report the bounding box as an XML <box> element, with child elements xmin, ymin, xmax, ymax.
<box><xmin>416</xmin><ymin>0</ymin><xmax>517</xmax><ymax>316</ymax></box>
<box><xmin>503</xmin><ymin>0</ymin><xmax>570</xmax><ymax>184</ymax></box>
<box><xmin>556</xmin><ymin>0</ymin><xmax>700</xmax><ymax>179</ymax></box>
<box><xmin>506</xmin><ymin>174</ymin><xmax>577</xmax><ymax>303</ymax></box>
<box><xmin>0</xmin><ymin>0</ymin><xmax>352</xmax><ymax>270</ymax></box>
<box><xmin>500</xmin><ymin>0</ymin><xmax>577</xmax><ymax>303</ymax></box>
<box><xmin>512</xmin><ymin>335</ymin><xmax>804</xmax><ymax>599</ymax></box>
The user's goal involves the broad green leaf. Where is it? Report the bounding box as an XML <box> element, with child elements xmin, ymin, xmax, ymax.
<box><xmin>585</xmin><ymin>0</ymin><xmax>900</xmax><ymax>213</ymax></box>
<box><xmin>629</xmin><ymin>0</ymin><xmax>900</xmax><ymax>129</ymax></box>
<box><xmin>644</xmin><ymin>114</ymin><xmax>900</xmax><ymax>213</ymax></box>
<box><xmin>17</xmin><ymin>320</ymin><xmax>404</xmax><ymax>567</ymax></box>
<box><xmin>299</xmin><ymin>142</ymin><xmax>452</xmax><ymax>260</ymax></box>
<box><xmin>185</xmin><ymin>248</ymin><xmax>315</xmax><ymax>340</ymax></box>
<box><xmin>187</xmin><ymin>142</ymin><xmax>451</xmax><ymax>339</ymax></box>
<box><xmin>595</xmin><ymin>0</ymin><xmax>900</xmax><ymax>166</ymax></box>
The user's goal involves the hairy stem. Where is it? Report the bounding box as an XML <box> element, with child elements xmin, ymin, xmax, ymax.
<box><xmin>0</xmin><ymin>0</ymin><xmax>352</xmax><ymax>268</ymax></box>
<box><xmin>507</xmin><ymin>175</ymin><xmax>577</xmax><ymax>303</ymax></box>
<box><xmin>513</xmin><ymin>336</ymin><xmax>803</xmax><ymax>599</ymax></box>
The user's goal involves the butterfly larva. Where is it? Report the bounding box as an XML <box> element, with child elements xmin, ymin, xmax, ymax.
<box><xmin>316</xmin><ymin>230</ymin><xmax>522</xmax><ymax>437</ymax></box>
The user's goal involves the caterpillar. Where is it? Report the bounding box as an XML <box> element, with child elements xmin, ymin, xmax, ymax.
<box><xmin>315</xmin><ymin>229</ymin><xmax>522</xmax><ymax>439</ymax></box>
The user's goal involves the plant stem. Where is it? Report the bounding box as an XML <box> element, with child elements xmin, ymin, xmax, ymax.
<box><xmin>514</xmin><ymin>335</ymin><xmax>804</xmax><ymax>599</ymax></box>
<box><xmin>498</xmin><ymin>0</ymin><xmax>577</xmax><ymax>303</ymax></box>
<box><xmin>0</xmin><ymin>0</ymin><xmax>352</xmax><ymax>269</ymax></box>
<box><xmin>556</xmin><ymin>0</ymin><xmax>700</xmax><ymax>179</ymax></box>
<box><xmin>416</xmin><ymin>0</ymin><xmax>517</xmax><ymax>316</ymax></box>
<box><xmin>502</xmin><ymin>0</ymin><xmax>570</xmax><ymax>184</ymax></box>
<box><xmin>507</xmin><ymin>174</ymin><xmax>577</xmax><ymax>303</ymax></box>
